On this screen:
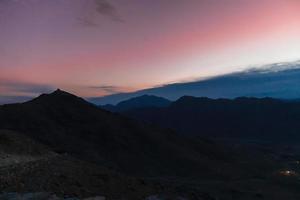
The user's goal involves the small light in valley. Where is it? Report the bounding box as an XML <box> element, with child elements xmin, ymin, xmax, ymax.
<box><xmin>279</xmin><ymin>170</ymin><xmax>297</xmax><ymax>177</ymax></box>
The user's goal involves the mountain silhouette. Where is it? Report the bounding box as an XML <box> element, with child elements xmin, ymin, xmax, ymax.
<box><xmin>0</xmin><ymin>89</ymin><xmax>232</xmax><ymax>177</ymax></box>
<box><xmin>124</xmin><ymin>96</ymin><xmax>300</xmax><ymax>142</ymax></box>
<box><xmin>1</xmin><ymin>90</ymin><xmax>300</xmax><ymax>199</ymax></box>
<box><xmin>101</xmin><ymin>95</ymin><xmax>171</xmax><ymax>112</ymax></box>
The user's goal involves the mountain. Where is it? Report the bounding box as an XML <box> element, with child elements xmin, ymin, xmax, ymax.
<box><xmin>124</xmin><ymin>96</ymin><xmax>300</xmax><ymax>142</ymax></box>
<box><xmin>2</xmin><ymin>90</ymin><xmax>300</xmax><ymax>199</ymax></box>
<box><xmin>101</xmin><ymin>95</ymin><xmax>171</xmax><ymax>112</ymax></box>
<box><xmin>89</xmin><ymin>61</ymin><xmax>300</xmax><ymax>105</ymax></box>
<box><xmin>0</xmin><ymin>89</ymin><xmax>233</xmax><ymax>178</ymax></box>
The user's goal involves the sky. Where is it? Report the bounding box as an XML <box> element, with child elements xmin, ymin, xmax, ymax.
<box><xmin>90</xmin><ymin>61</ymin><xmax>300</xmax><ymax>104</ymax></box>
<box><xmin>0</xmin><ymin>0</ymin><xmax>300</xmax><ymax>102</ymax></box>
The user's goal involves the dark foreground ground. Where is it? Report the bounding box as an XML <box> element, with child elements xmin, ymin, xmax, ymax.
<box><xmin>1</xmin><ymin>130</ymin><xmax>300</xmax><ymax>200</ymax></box>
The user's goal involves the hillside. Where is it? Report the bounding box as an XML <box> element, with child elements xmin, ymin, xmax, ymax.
<box><xmin>0</xmin><ymin>130</ymin><xmax>166</xmax><ymax>199</ymax></box>
<box><xmin>124</xmin><ymin>96</ymin><xmax>300</xmax><ymax>142</ymax></box>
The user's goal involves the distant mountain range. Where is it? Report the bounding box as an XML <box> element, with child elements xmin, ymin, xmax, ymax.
<box><xmin>101</xmin><ymin>95</ymin><xmax>171</xmax><ymax>112</ymax></box>
<box><xmin>122</xmin><ymin>95</ymin><xmax>300</xmax><ymax>142</ymax></box>
<box><xmin>89</xmin><ymin>61</ymin><xmax>300</xmax><ymax>105</ymax></box>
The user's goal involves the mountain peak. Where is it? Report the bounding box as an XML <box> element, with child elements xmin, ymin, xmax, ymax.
<box><xmin>29</xmin><ymin>89</ymin><xmax>90</xmax><ymax>107</ymax></box>
<box><xmin>53</xmin><ymin>88</ymin><xmax>62</xmax><ymax>93</ymax></box>
<box><xmin>51</xmin><ymin>89</ymin><xmax>74</xmax><ymax>96</ymax></box>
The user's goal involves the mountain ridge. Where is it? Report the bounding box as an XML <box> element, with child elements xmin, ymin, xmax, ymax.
<box><xmin>124</xmin><ymin>96</ymin><xmax>300</xmax><ymax>142</ymax></box>
<box><xmin>0</xmin><ymin>89</ymin><xmax>234</xmax><ymax>178</ymax></box>
<box><xmin>101</xmin><ymin>94</ymin><xmax>171</xmax><ymax>112</ymax></box>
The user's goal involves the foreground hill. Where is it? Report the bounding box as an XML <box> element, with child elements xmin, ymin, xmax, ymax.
<box><xmin>124</xmin><ymin>96</ymin><xmax>300</xmax><ymax>142</ymax></box>
<box><xmin>0</xmin><ymin>130</ymin><xmax>164</xmax><ymax>199</ymax></box>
